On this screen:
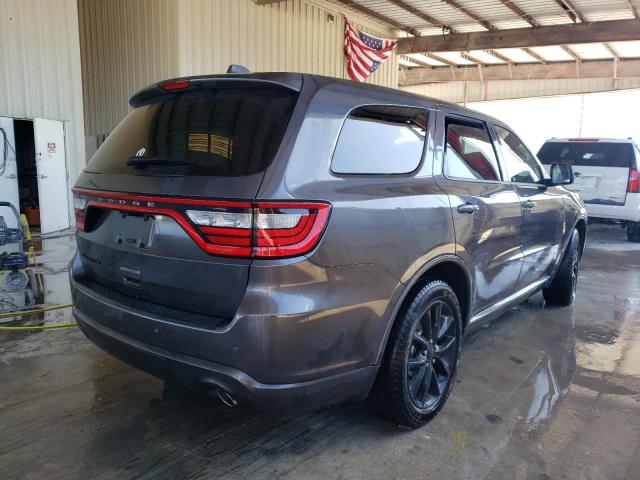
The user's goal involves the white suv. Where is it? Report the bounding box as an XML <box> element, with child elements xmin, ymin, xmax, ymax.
<box><xmin>538</xmin><ymin>138</ymin><xmax>640</xmax><ymax>242</ymax></box>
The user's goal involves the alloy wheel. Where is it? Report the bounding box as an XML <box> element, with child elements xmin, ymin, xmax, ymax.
<box><xmin>406</xmin><ymin>300</ymin><xmax>458</xmax><ymax>411</ymax></box>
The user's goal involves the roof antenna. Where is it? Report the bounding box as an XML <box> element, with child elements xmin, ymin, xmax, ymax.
<box><xmin>226</xmin><ymin>64</ymin><xmax>250</xmax><ymax>74</ymax></box>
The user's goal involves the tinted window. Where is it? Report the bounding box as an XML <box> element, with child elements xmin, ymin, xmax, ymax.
<box><xmin>494</xmin><ymin>125</ymin><xmax>541</xmax><ymax>184</ymax></box>
<box><xmin>537</xmin><ymin>142</ymin><xmax>633</xmax><ymax>168</ymax></box>
<box><xmin>444</xmin><ymin>121</ymin><xmax>500</xmax><ymax>181</ymax></box>
<box><xmin>332</xmin><ymin>106</ymin><xmax>427</xmax><ymax>174</ymax></box>
<box><xmin>85</xmin><ymin>87</ymin><xmax>298</xmax><ymax>176</ymax></box>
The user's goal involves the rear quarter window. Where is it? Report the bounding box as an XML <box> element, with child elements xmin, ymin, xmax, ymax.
<box><xmin>538</xmin><ymin>142</ymin><xmax>633</xmax><ymax>168</ymax></box>
<box><xmin>331</xmin><ymin>105</ymin><xmax>428</xmax><ymax>174</ymax></box>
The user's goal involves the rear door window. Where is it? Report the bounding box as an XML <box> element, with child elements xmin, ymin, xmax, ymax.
<box><xmin>84</xmin><ymin>86</ymin><xmax>298</xmax><ymax>176</ymax></box>
<box><xmin>494</xmin><ymin>125</ymin><xmax>542</xmax><ymax>184</ymax></box>
<box><xmin>538</xmin><ymin>142</ymin><xmax>633</xmax><ymax>168</ymax></box>
<box><xmin>331</xmin><ymin>105</ymin><xmax>428</xmax><ymax>174</ymax></box>
<box><xmin>444</xmin><ymin>120</ymin><xmax>501</xmax><ymax>181</ymax></box>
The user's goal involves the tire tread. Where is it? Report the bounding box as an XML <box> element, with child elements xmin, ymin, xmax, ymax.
<box><xmin>368</xmin><ymin>280</ymin><xmax>462</xmax><ymax>429</ymax></box>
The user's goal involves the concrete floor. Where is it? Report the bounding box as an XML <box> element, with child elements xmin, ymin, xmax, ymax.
<box><xmin>1</xmin><ymin>225</ymin><xmax>639</xmax><ymax>480</ymax></box>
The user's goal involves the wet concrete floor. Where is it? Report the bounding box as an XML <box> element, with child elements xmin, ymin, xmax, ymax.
<box><xmin>1</xmin><ymin>224</ymin><xmax>639</xmax><ymax>479</ymax></box>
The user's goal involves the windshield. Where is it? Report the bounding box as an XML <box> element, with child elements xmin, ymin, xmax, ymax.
<box><xmin>85</xmin><ymin>86</ymin><xmax>298</xmax><ymax>176</ymax></box>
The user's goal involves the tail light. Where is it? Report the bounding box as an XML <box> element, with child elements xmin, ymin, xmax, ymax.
<box><xmin>73</xmin><ymin>193</ymin><xmax>87</xmax><ymax>231</ymax></box>
<box><xmin>72</xmin><ymin>189</ymin><xmax>331</xmax><ymax>259</ymax></box>
<box><xmin>628</xmin><ymin>168</ymin><xmax>640</xmax><ymax>193</ymax></box>
<box><xmin>254</xmin><ymin>203</ymin><xmax>329</xmax><ymax>258</ymax></box>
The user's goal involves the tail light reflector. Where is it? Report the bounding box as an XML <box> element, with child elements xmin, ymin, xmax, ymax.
<box><xmin>72</xmin><ymin>189</ymin><xmax>331</xmax><ymax>259</ymax></box>
<box><xmin>628</xmin><ymin>168</ymin><xmax>640</xmax><ymax>193</ymax></box>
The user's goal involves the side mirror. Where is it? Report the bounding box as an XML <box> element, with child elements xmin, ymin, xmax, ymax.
<box><xmin>549</xmin><ymin>163</ymin><xmax>574</xmax><ymax>186</ymax></box>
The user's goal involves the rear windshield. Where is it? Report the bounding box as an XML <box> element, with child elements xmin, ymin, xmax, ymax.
<box><xmin>538</xmin><ymin>142</ymin><xmax>633</xmax><ymax>168</ymax></box>
<box><xmin>85</xmin><ymin>86</ymin><xmax>298</xmax><ymax>176</ymax></box>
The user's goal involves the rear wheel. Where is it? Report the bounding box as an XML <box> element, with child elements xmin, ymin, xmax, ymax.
<box><xmin>368</xmin><ymin>280</ymin><xmax>462</xmax><ymax>429</ymax></box>
<box><xmin>543</xmin><ymin>228</ymin><xmax>580</xmax><ymax>306</ymax></box>
<box><xmin>627</xmin><ymin>221</ymin><xmax>640</xmax><ymax>242</ymax></box>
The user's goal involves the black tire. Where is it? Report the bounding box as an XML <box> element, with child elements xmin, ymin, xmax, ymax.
<box><xmin>627</xmin><ymin>222</ymin><xmax>640</xmax><ymax>242</ymax></box>
<box><xmin>543</xmin><ymin>228</ymin><xmax>580</xmax><ymax>306</ymax></box>
<box><xmin>367</xmin><ymin>280</ymin><xmax>463</xmax><ymax>429</ymax></box>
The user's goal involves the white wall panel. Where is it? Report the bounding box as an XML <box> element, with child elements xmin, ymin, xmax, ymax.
<box><xmin>0</xmin><ymin>0</ymin><xmax>85</xmax><ymax>223</ymax></box>
<box><xmin>79</xmin><ymin>0</ymin><xmax>399</xmax><ymax>135</ymax></box>
<box><xmin>78</xmin><ymin>0</ymin><xmax>181</xmax><ymax>137</ymax></box>
<box><xmin>469</xmin><ymin>89</ymin><xmax>640</xmax><ymax>155</ymax></box>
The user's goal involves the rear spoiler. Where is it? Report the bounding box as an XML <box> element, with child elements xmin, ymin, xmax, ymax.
<box><xmin>129</xmin><ymin>73</ymin><xmax>303</xmax><ymax>107</ymax></box>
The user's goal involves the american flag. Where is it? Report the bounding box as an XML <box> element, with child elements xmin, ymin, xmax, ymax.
<box><xmin>344</xmin><ymin>20</ymin><xmax>398</xmax><ymax>82</ymax></box>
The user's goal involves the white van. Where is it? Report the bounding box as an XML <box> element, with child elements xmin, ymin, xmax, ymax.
<box><xmin>538</xmin><ymin>138</ymin><xmax>640</xmax><ymax>242</ymax></box>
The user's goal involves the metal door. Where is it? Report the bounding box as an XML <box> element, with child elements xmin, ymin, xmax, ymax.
<box><xmin>34</xmin><ymin>118</ymin><xmax>70</xmax><ymax>233</ymax></box>
<box><xmin>436</xmin><ymin>109</ymin><xmax>523</xmax><ymax>315</ymax></box>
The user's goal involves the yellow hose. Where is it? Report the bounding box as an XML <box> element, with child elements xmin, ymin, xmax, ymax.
<box><xmin>0</xmin><ymin>303</ymin><xmax>73</xmax><ymax>318</ymax></box>
<box><xmin>0</xmin><ymin>322</ymin><xmax>77</xmax><ymax>331</ymax></box>
<box><xmin>0</xmin><ymin>304</ymin><xmax>76</xmax><ymax>330</ymax></box>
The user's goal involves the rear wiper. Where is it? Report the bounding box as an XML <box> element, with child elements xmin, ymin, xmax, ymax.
<box><xmin>126</xmin><ymin>156</ymin><xmax>194</xmax><ymax>169</ymax></box>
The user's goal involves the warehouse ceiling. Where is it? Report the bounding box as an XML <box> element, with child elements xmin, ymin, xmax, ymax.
<box><xmin>330</xmin><ymin>0</ymin><xmax>640</xmax><ymax>86</ymax></box>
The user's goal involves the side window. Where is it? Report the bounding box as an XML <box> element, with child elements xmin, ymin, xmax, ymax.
<box><xmin>444</xmin><ymin>120</ymin><xmax>501</xmax><ymax>181</ymax></box>
<box><xmin>494</xmin><ymin>125</ymin><xmax>542</xmax><ymax>184</ymax></box>
<box><xmin>332</xmin><ymin>106</ymin><xmax>427</xmax><ymax>174</ymax></box>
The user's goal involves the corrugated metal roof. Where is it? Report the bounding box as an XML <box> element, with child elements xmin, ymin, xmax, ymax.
<box><xmin>328</xmin><ymin>0</ymin><xmax>640</xmax><ymax>66</ymax></box>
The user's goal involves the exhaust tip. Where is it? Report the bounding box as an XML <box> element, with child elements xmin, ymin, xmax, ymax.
<box><xmin>216</xmin><ymin>388</ymin><xmax>238</xmax><ymax>408</ymax></box>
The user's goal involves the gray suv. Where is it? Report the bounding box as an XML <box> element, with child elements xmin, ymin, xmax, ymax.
<box><xmin>70</xmin><ymin>72</ymin><xmax>586</xmax><ymax>428</ymax></box>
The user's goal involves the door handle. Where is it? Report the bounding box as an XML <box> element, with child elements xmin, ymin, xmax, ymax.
<box><xmin>574</xmin><ymin>172</ymin><xmax>581</xmax><ymax>177</ymax></box>
<box><xmin>457</xmin><ymin>203</ymin><xmax>480</xmax><ymax>214</ymax></box>
<box><xmin>39</xmin><ymin>174</ymin><xmax>48</xmax><ymax>179</ymax></box>
<box><xmin>5</xmin><ymin>174</ymin><xmax>16</xmax><ymax>179</ymax></box>
<box><xmin>522</xmin><ymin>200</ymin><xmax>537</xmax><ymax>209</ymax></box>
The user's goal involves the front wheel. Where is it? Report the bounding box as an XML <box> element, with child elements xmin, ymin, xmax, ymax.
<box><xmin>543</xmin><ymin>228</ymin><xmax>580</xmax><ymax>306</ymax></box>
<box><xmin>368</xmin><ymin>280</ymin><xmax>462</xmax><ymax>429</ymax></box>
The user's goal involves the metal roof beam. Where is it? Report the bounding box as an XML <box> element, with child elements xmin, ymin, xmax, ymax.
<box><xmin>560</xmin><ymin>44</ymin><xmax>582</xmax><ymax>61</ymax></box>
<box><xmin>460</xmin><ymin>52</ymin><xmax>486</xmax><ymax>65</ymax></box>
<box><xmin>522</xmin><ymin>48</ymin><xmax>547</xmax><ymax>64</ymax></box>
<box><xmin>553</xmin><ymin>0</ymin><xmax>586</xmax><ymax>23</ymax></box>
<box><xmin>400</xmin><ymin>55</ymin><xmax>433</xmax><ymax>68</ymax></box>
<box><xmin>624</xmin><ymin>0</ymin><xmax>639</xmax><ymax>19</ymax></box>
<box><xmin>440</xmin><ymin>0</ymin><xmax>497</xmax><ymax>31</ymax></box>
<box><xmin>399</xmin><ymin>58</ymin><xmax>640</xmax><ymax>85</ymax></box>
<box><xmin>397</xmin><ymin>19</ymin><xmax>640</xmax><ymax>54</ymax></box>
<box><xmin>498</xmin><ymin>0</ymin><xmax>538</xmax><ymax>27</ymax></box>
<box><xmin>424</xmin><ymin>53</ymin><xmax>458</xmax><ymax>67</ymax></box>
<box><xmin>386</xmin><ymin>0</ymin><xmax>454</xmax><ymax>33</ymax></box>
<box><xmin>603</xmin><ymin>43</ymin><xmax>620</xmax><ymax>61</ymax></box>
<box><xmin>334</xmin><ymin>0</ymin><xmax>421</xmax><ymax>36</ymax></box>
<box><xmin>483</xmin><ymin>49</ymin><xmax>512</xmax><ymax>63</ymax></box>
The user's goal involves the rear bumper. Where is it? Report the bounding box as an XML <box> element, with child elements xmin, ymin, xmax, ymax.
<box><xmin>586</xmin><ymin>193</ymin><xmax>640</xmax><ymax>222</ymax></box>
<box><xmin>75</xmin><ymin>308</ymin><xmax>377</xmax><ymax>411</ymax></box>
<box><xmin>70</xmin><ymin>251</ymin><xmax>399</xmax><ymax>411</ymax></box>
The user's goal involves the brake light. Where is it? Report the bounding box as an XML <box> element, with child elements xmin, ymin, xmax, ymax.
<box><xmin>71</xmin><ymin>189</ymin><xmax>331</xmax><ymax>258</ymax></box>
<box><xmin>73</xmin><ymin>192</ymin><xmax>87</xmax><ymax>231</ymax></box>
<box><xmin>160</xmin><ymin>79</ymin><xmax>190</xmax><ymax>92</ymax></box>
<box><xmin>628</xmin><ymin>168</ymin><xmax>640</xmax><ymax>193</ymax></box>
